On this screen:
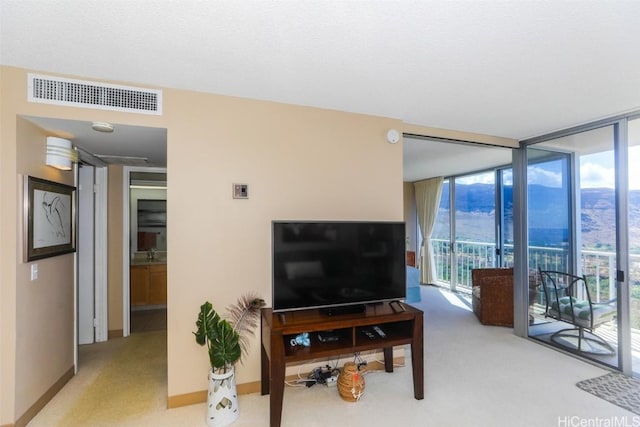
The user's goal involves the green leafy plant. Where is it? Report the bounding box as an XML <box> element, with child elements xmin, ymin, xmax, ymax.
<box><xmin>194</xmin><ymin>293</ymin><xmax>265</xmax><ymax>374</ymax></box>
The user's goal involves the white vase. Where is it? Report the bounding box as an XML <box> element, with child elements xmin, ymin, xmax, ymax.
<box><xmin>206</xmin><ymin>368</ymin><xmax>239</xmax><ymax>427</ymax></box>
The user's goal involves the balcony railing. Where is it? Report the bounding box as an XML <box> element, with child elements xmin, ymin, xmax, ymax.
<box><xmin>431</xmin><ymin>238</ymin><xmax>640</xmax><ymax>304</ymax></box>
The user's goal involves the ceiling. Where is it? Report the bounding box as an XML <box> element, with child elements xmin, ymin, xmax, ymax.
<box><xmin>25</xmin><ymin>116</ymin><xmax>167</xmax><ymax>167</ymax></box>
<box><xmin>403</xmin><ymin>137</ymin><xmax>512</xmax><ymax>182</ymax></box>
<box><xmin>2</xmin><ymin>1</ymin><xmax>640</xmax><ymax>179</ymax></box>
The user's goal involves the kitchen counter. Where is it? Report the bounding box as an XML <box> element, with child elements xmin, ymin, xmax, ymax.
<box><xmin>130</xmin><ymin>258</ymin><xmax>167</xmax><ymax>266</ymax></box>
<box><xmin>131</xmin><ymin>251</ymin><xmax>167</xmax><ymax>266</ymax></box>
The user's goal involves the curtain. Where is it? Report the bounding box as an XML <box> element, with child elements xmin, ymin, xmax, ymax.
<box><xmin>414</xmin><ymin>177</ymin><xmax>444</xmax><ymax>284</ymax></box>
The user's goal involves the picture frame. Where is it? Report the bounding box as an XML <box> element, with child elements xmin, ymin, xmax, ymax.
<box><xmin>24</xmin><ymin>176</ymin><xmax>76</xmax><ymax>262</ymax></box>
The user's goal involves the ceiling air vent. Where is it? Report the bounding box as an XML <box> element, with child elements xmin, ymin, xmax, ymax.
<box><xmin>27</xmin><ymin>73</ymin><xmax>162</xmax><ymax>115</ymax></box>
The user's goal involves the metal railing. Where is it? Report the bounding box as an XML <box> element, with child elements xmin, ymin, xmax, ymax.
<box><xmin>431</xmin><ymin>238</ymin><xmax>640</xmax><ymax>302</ymax></box>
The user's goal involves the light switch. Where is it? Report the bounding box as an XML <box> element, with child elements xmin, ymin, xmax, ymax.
<box><xmin>233</xmin><ymin>184</ymin><xmax>248</xmax><ymax>199</ymax></box>
<box><xmin>30</xmin><ymin>263</ymin><xmax>38</xmax><ymax>281</ymax></box>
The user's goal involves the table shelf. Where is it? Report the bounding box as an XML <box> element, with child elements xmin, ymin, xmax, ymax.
<box><xmin>261</xmin><ymin>302</ymin><xmax>424</xmax><ymax>427</ymax></box>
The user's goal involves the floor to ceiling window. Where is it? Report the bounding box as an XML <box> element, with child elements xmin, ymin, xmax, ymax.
<box><xmin>454</xmin><ymin>172</ymin><xmax>496</xmax><ymax>290</ymax></box>
<box><xmin>527</xmin><ymin>149</ymin><xmax>572</xmax><ymax>273</ymax></box>
<box><xmin>522</xmin><ymin>120</ymin><xmax>640</xmax><ymax>373</ymax></box>
<box><xmin>499</xmin><ymin>168</ymin><xmax>514</xmax><ymax>267</ymax></box>
<box><xmin>432</xmin><ymin>169</ymin><xmax>511</xmax><ymax>292</ymax></box>
<box><xmin>406</xmin><ymin>137</ymin><xmax>512</xmax><ymax>293</ymax></box>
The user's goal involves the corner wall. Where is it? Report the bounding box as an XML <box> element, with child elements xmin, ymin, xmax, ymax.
<box><xmin>0</xmin><ymin>66</ymin><xmax>166</xmax><ymax>425</ymax></box>
<box><xmin>0</xmin><ymin>65</ymin><xmax>511</xmax><ymax>423</ymax></box>
<box><xmin>162</xmin><ymin>87</ymin><xmax>405</xmax><ymax>396</ymax></box>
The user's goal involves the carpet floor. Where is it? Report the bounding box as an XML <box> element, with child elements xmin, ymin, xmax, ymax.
<box><xmin>29</xmin><ymin>331</ymin><xmax>167</xmax><ymax>427</ymax></box>
<box><xmin>27</xmin><ymin>286</ymin><xmax>636</xmax><ymax>427</ymax></box>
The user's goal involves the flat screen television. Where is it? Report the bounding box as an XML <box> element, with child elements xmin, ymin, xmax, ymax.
<box><xmin>272</xmin><ymin>221</ymin><xmax>406</xmax><ymax>313</ymax></box>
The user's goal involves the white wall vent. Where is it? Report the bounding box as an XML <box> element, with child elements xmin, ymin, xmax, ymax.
<box><xmin>27</xmin><ymin>73</ymin><xmax>162</xmax><ymax>115</ymax></box>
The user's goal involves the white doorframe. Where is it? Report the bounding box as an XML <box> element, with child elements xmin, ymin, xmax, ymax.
<box><xmin>94</xmin><ymin>167</ymin><xmax>108</xmax><ymax>342</ymax></box>
<box><xmin>122</xmin><ymin>166</ymin><xmax>167</xmax><ymax>337</ymax></box>
<box><xmin>74</xmin><ymin>164</ymin><xmax>108</xmax><ymax>373</ymax></box>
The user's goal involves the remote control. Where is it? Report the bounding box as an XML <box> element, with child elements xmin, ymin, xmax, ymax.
<box><xmin>372</xmin><ymin>326</ymin><xmax>386</xmax><ymax>338</ymax></box>
<box><xmin>361</xmin><ymin>329</ymin><xmax>376</xmax><ymax>339</ymax></box>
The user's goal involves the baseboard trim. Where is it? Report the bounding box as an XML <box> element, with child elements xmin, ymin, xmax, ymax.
<box><xmin>108</xmin><ymin>329</ymin><xmax>123</xmax><ymax>339</ymax></box>
<box><xmin>14</xmin><ymin>366</ymin><xmax>74</xmax><ymax>427</ymax></box>
<box><xmin>167</xmin><ymin>390</ymin><xmax>207</xmax><ymax>408</ymax></box>
<box><xmin>167</xmin><ymin>356</ymin><xmax>404</xmax><ymax>409</ymax></box>
<box><xmin>237</xmin><ymin>380</ymin><xmax>261</xmax><ymax>395</ymax></box>
<box><xmin>167</xmin><ymin>380</ymin><xmax>261</xmax><ymax>409</ymax></box>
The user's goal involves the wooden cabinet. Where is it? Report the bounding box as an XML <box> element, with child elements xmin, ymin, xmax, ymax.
<box><xmin>148</xmin><ymin>264</ymin><xmax>167</xmax><ymax>305</ymax></box>
<box><xmin>130</xmin><ymin>265</ymin><xmax>149</xmax><ymax>306</ymax></box>
<box><xmin>130</xmin><ymin>263</ymin><xmax>167</xmax><ymax>306</ymax></box>
<box><xmin>261</xmin><ymin>303</ymin><xmax>424</xmax><ymax>427</ymax></box>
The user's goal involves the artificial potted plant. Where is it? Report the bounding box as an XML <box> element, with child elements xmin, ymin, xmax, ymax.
<box><xmin>194</xmin><ymin>293</ymin><xmax>265</xmax><ymax>427</ymax></box>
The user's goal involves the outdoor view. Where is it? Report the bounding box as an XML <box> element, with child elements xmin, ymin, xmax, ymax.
<box><xmin>428</xmin><ymin>119</ymin><xmax>639</xmax><ymax>373</ymax></box>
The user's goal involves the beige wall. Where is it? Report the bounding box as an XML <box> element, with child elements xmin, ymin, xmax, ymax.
<box><xmin>162</xmin><ymin>88</ymin><xmax>405</xmax><ymax>395</ymax></box>
<box><xmin>402</xmin><ymin>122</ymin><xmax>518</xmax><ymax>148</ymax></box>
<box><xmin>0</xmin><ymin>65</ymin><xmax>508</xmax><ymax>424</ymax></box>
<box><xmin>0</xmin><ymin>66</ymin><xmax>165</xmax><ymax>425</ymax></box>
<box><xmin>0</xmin><ymin>65</ymin><xmax>17</xmax><ymax>426</ymax></box>
<box><xmin>14</xmin><ymin>117</ymin><xmax>76</xmax><ymax>419</ymax></box>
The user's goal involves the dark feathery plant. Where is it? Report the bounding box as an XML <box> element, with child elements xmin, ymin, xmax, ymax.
<box><xmin>194</xmin><ymin>293</ymin><xmax>265</xmax><ymax>374</ymax></box>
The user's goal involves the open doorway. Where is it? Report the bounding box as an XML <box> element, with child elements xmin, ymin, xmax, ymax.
<box><xmin>127</xmin><ymin>170</ymin><xmax>167</xmax><ymax>334</ymax></box>
<box><xmin>22</xmin><ymin>116</ymin><xmax>167</xmax><ymax>352</ymax></box>
<box><xmin>403</xmin><ymin>136</ymin><xmax>514</xmax><ymax>291</ymax></box>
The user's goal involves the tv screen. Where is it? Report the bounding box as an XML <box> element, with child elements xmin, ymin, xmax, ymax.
<box><xmin>272</xmin><ymin>221</ymin><xmax>406</xmax><ymax>312</ymax></box>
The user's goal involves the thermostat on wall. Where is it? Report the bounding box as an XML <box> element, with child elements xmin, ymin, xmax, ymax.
<box><xmin>233</xmin><ymin>183</ymin><xmax>248</xmax><ymax>199</ymax></box>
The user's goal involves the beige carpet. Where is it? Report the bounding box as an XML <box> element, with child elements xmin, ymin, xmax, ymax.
<box><xmin>28</xmin><ymin>286</ymin><xmax>636</xmax><ymax>427</ymax></box>
<box><xmin>29</xmin><ymin>331</ymin><xmax>167</xmax><ymax>427</ymax></box>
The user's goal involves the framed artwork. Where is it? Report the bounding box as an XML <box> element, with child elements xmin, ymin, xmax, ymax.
<box><xmin>24</xmin><ymin>176</ymin><xmax>76</xmax><ymax>261</ymax></box>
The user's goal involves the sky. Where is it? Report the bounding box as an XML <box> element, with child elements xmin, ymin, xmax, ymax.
<box><xmin>457</xmin><ymin>146</ymin><xmax>640</xmax><ymax>190</ymax></box>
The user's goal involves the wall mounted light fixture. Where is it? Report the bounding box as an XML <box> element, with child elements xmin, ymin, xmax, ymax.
<box><xmin>46</xmin><ymin>136</ymin><xmax>78</xmax><ymax>170</ymax></box>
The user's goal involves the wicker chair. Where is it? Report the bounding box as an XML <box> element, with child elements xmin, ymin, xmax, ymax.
<box><xmin>471</xmin><ymin>268</ymin><xmax>514</xmax><ymax>327</ymax></box>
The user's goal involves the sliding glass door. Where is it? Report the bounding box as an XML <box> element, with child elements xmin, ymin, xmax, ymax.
<box><xmin>629</xmin><ymin>118</ymin><xmax>640</xmax><ymax>375</ymax></box>
<box><xmin>526</xmin><ymin>125</ymin><xmax>622</xmax><ymax>369</ymax></box>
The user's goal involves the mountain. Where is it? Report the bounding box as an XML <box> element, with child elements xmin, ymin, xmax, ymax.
<box><xmin>436</xmin><ymin>183</ymin><xmax>640</xmax><ymax>251</ymax></box>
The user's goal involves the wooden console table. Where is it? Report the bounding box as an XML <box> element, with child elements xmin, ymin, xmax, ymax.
<box><xmin>260</xmin><ymin>303</ymin><xmax>424</xmax><ymax>427</ymax></box>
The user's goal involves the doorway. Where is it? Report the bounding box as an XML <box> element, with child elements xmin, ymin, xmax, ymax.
<box><xmin>123</xmin><ymin>167</ymin><xmax>168</xmax><ymax>336</ymax></box>
<box><xmin>523</xmin><ymin>118</ymin><xmax>640</xmax><ymax>376</ymax></box>
<box><xmin>403</xmin><ymin>136</ymin><xmax>514</xmax><ymax>291</ymax></box>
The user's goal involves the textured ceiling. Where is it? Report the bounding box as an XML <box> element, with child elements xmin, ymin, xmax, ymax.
<box><xmin>2</xmin><ymin>1</ymin><xmax>640</xmax><ymax>177</ymax></box>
